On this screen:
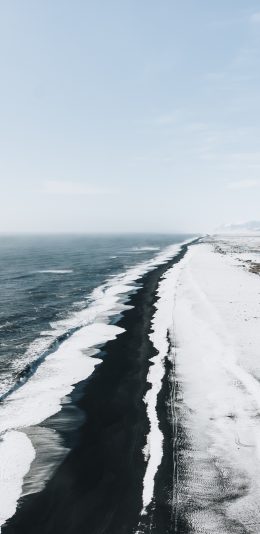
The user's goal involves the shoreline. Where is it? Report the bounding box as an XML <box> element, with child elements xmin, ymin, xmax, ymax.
<box><xmin>3</xmin><ymin>240</ymin><xmax>197</xmax><ymax>534</ymax></box>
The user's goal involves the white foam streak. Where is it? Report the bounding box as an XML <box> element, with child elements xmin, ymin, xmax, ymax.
<box><xmin>131</xmin><ymin>247</ymin><xmax>161</xmax><ymax>252</ymax></box>
<box><xmin>35</xmin><ymin>269</ymin><xmax>73</xmax><ymax>274</ymax></box>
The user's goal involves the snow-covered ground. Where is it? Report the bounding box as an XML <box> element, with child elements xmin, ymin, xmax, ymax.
<box><xmin>212</xmin><ymin>234</ymin><xmax>260</xmax><ymax>270</ymax></box>
<box><xmin>173</xmin><ymin>237</ymin><xmax>260</xmax><ymax>533</ymax></box>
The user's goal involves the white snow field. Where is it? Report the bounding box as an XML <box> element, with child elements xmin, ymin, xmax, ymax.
<box><xmin>173</xmin><ymin>238</ymin><xmax>260</xmax><ymax>533</ymax></box>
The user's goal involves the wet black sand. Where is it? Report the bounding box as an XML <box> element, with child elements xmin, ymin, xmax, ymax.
<box><xmin>3</xmin><ymin>241</ymin><xmax>197</xmax><ymax>534</ymax></box>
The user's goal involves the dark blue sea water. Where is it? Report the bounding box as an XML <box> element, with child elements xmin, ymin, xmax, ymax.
<box><xmin>0</xmin><ymin>234</ymin><xmax>191</xmax><ymax>396</ymax></box>
<box><xmin>0</xmin><ymin>233</ymin><xmax>192</xmax><ymax>527</ymax></box>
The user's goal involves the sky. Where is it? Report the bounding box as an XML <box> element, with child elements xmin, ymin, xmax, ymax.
<box><xmin>0</xmin><ymin>1</ymin><xmax>260</xmax><ymax>234</ymax></box>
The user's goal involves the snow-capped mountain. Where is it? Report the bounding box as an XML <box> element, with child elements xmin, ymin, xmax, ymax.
<box><xmin>216</xmin><ymin>221</ymin><xmax>260</xmax><ymax>234</ymax></box>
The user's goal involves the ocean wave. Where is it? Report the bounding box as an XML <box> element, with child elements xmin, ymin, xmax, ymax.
<box><xmin>34</xmin><ymin>270</ymin><xmax>74</xmax><ymax>274</ymax></box>
<box><xmin>0</xmin><ymin>321</ymin><xmax>14</xmax><ymax>330</ymax></box>
<box><xmin>3</xmin><ymin>240</ymin><xmax>191</xmax><ymax>399</ymax></box>
<box><xmin>0</xmin><ymin>239</ymin><xmax>193</xmax><ymax>531</ymax></box>
<box><xmin>0</xmin><ymin>431</ymin><xmax>35</xmax><ymax>532</ymax></box>
<box><xmin>130</xmin><ymin>246</ymin><xmax>161</xmax><ymax>252</ymax></box>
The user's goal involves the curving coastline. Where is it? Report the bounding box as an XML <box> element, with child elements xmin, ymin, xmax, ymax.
<box><xmin>3</xmin><ymin>240</ymin><xmax>197</xmax><ymax>534</ymax></box>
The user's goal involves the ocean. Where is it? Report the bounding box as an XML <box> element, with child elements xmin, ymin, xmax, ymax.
<box><xmin>0</xmin><ymin>234</ymin><xmax>190</xmax><ymax>397</ymax></box>
<box><xmin>0</xmin><ymin>233</ymin><xmax>192</xmax><ymax>531</ymax></box>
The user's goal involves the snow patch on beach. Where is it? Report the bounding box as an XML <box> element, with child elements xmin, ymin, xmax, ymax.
<box><xmin>141</xmin><ymin>254</ymin><xmax>186</xmax><ymax>513</ymax></box>
<box><xmin>212</xmin><ymin>234</ymin><xmax>260</xmax><ymax>267</ymax></box>
<box><xmin>174</xmin><ymin>242</ymin><xmax>260</xmax><ymax>532</ymax></box>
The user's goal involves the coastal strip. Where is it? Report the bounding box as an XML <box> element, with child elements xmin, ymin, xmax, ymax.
<box><xmin>3</xmin><ymin>239</ymin><xmax>198</xmax><ymax>534</ymax></box>
<box><xmin>0</xmin><ymin>239</ymin><xmax>194</xmax><ymax>530</ymax></box>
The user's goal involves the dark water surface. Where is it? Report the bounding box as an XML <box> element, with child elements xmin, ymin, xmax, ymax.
<box><xmin>1</xmin><ymin>237</ymin><xmax>194</xmax><ymax>534</ymax></box>
<box><xmin>0</xmin><ymin>234</ymin><xmax>190</xmax><ymax>396</ymax></box>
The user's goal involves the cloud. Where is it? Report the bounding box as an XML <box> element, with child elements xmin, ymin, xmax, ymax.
<box><xmin>227</xmin><ymin>179</ymin><xmax>260</xmax><ymax>190</ymax></box>
<box><xmin>250</xmin><ymin>12</ymin><xmax>260</xmax><ymax>23</ymax></box>
<box><xmin>42</xmin><ymin>180</ymin><xmax>110</xmax><ymax>196</ymax></box>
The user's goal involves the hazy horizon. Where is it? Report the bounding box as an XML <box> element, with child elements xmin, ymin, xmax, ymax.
<box><xmin>0</xmin><ymin>230</ymin><xmax>197</xmax><ymax>236</ymax></box>
<box><xmin>1</xmin><ymin>1</ymin><xmax>260</xmax><ymax>234</ymax></box>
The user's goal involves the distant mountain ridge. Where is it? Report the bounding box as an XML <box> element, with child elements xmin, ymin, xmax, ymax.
<box><xmin>216</xmin><ymin>221</ymin><xmax>260</xmax><ymax>234</ymax></box>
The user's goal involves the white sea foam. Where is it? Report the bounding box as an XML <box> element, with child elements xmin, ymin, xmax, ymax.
<box><xmin>35</xmin><ymin>269</ymin><xmax>73</xmax><ymax>274</ymax></box>
<box><xmin>131</xmin><ymin>246</ymin><xmax>160</xmax><ymax>252</ymax></box>
<box><xmin>0</xmin><ymin>238</ymin><xmax>193</xmax><ymax>530</ymax></box>
<box><xmin>0</xmin><ymin>323</ymin><xmax>122</xmax><ymax>529</ymax></box>
<box><xmin>7</xmin><ymin>240</ymin><xmax>193</xmax><ymax>387</ymax></box>
<box><xmin>0</xmin><ymin>324</ymin><xmax>123</xmax><ymax>434</ymax></box>
<box><xmin>0</xmin><ymin>431</ymin><xmax>35</xmax><ymax>533</ymax></box>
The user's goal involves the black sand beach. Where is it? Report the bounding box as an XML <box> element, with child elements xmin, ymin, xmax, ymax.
<box><xmin>3</xmin><ymin>241</ymin><xmax>196</xmax><ymax>534</ymax></box>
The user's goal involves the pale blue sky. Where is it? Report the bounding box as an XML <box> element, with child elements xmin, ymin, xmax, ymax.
<box><xmin>1</xmin><ymin>1</ymin><xmax>260</xmax><ymax>233</ymax></box>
